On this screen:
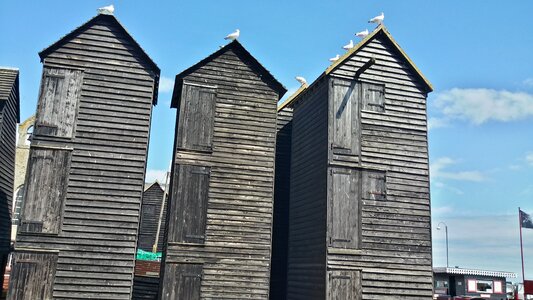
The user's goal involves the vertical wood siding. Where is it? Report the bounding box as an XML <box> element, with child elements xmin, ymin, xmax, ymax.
<box><xmin>326</xmin><ymin>33</ymin><xmax>432</xmax><ymax>299</ymax></box>
<box><xmin>286</xmin><ymin>79</ymin><xmax>329</xmax><ymax>300</ymax></box>
<box><xmin>9</xmin><ymin>16</ymin><xmax>157</xmax><ymax>300</ymax></box>
<box><xmin>0</xmin><ymin>68</ymin><xmax>19</xmax><ymax>295</ymax></box>
<box><xmin>162</xmin><ymin>47</ymin><xmax>280</xmax><ymax>299</ymax></box>
<box><xmin>269</xmin><ymin>107</ymin><xmax>293</xmax><ymax>300</ymax></box>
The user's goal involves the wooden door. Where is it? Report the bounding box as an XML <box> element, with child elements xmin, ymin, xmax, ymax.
<box><xmin>178</xmin><ymin>84</ymin><xmax>216</xmax><ymax>152</ymax></box>
<box><xmin>20</xmin><ymin>148</ymin><xmax>71</xmax><ymax>234</ymax></box>
<box><xmin>328</xmin><ymin>270</ymin><xmax>362</xmax><ymax>300</ymax></box>
<box><xmin>7</xmin><ymin>252</ymin><xmax>58</xmax><ymax>300</ymax></box>
<box><xmin>161</xmin><ymin>263</ymin><xmax>202</xmax><ymax>300</ymax></box>
<box><xmin>34</xmin><ymin>67</ymin><xmax>83</xmax><ymax>138</ymax></box>
<box><xmin>331</xmin><ymin>79</ymin><xmax>359</xmax><ymax>156</ymax></box>
<box><xmin>167</xmin><ymin>164</ymin><xmax>210</xmax><ymax>244</ymax></box>
<box><xmin>328</xmin><ymin>168</ymin><xmax>360</xmax><ymax>249</ymax></box>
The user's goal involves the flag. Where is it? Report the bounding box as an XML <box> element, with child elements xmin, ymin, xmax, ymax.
<box><xmin>520</xmin><ymin>209</ymin><xmax>533</xmax><ymax>229</ymax></box>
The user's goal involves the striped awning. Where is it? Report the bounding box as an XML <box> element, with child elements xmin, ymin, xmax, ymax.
<box><xmin>434</xmin><ymin>267</ymin><xmax>517</xmax><ymax>278</ymax></box>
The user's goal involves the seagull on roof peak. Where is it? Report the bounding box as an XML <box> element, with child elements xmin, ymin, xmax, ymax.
<box><xmin>342</xmin><ymin>40</ymin><xmax>354</xmax><ymax>50</ymax></box>
<box><xmin>97</xmin><ymin>4</ymin><xmax>114</xmax><ymax>15</ymax></box>
<box><xmin>295</xmin><ymin>76</ymin><xmax>307</xmax><ymax>86</ymax></box>
<box><xmin>224</xmin><ymin>29</ymin><xmax>240</xmax><ymax>41</ymax></box>
<box><xmin>329</xmin><ymin>54</ymin><xmax>340</xmax><ymax>62</ymax></box>
<box><xmin>368</xmin><ymin>12</ymin><xmax>384</xmax><ymax>24</ymax></box>
<box><xmin>356</xmin><ymin>29</ymin><xmax>369</xmax><ymax>38</ymax></box>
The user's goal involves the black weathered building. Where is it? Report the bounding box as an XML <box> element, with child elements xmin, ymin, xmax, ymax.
<box><xmin>0</xmin><ymin>67</ymin><xmax>20</xmax><ymax>296</ymax></box>
<box><xmin>138</xmin><ymin>182</ymin><xmax>168</xmax><ymax>253</ymax></box>
<box><xmin>8</xmin><ymin>12</ymin><xmax>159</xmax><ymax>299</ymax></box>
<box><xmin>278</xmin><ymin>25</ymin><xmax>434</xmax><ymax>299</ymax></box>
<box><xmin>160</xmin><ymin>40</ymin><xmax>286</xmax><ymax>299</ymax></box>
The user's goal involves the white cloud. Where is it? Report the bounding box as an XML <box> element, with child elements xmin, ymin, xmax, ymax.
<box><xmin>523</xmin><ymin>78</ymin><xmax>533</xmax><ymax>87</ymax></box>
<box><xmin>430</xmin><ymin>157</ymin><xmax>486</xmax><ymax>182</ymax></box>
<box><xmin>145</xmin><ymin>169</ymin><xmax>167</xmax><ymax>184</ymax></box>
<box><xmin>427</xmin><ymin>117</ymin><xmax>448</xmax><ymax>130</ymax></box>
<box><xmin>434</xmin><ymin>88</ymin><xmax>533</xmax><ymax>124</ymax></box>
<box><xmin>159</xmin><ymin>76</ymin><xmax>175</xmax><ymax>93</ymax></box>
<box><xmin>527</xmin><ymin>153</ymin><xmax>533</xmax><ymax>166</ymax></box>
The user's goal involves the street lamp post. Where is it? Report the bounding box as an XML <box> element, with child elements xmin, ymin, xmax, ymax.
<box><xmin>437</xmin><ymin>222</ymin><xmax>449</xmax><ymax>268</ymax></box>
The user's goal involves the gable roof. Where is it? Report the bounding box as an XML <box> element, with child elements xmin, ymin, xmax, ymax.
<box><xmin>278</xmin><ymin>24</ymin><xmax>433</xmax><ymax>110</ymax></box>
<box><xmin>38</xmin><ymin>13</ymin><xmax>161</xmax><ymax>105</ymax></box>
<box><xmin>0</xmin><ymin>67</ymin><xmax>20</xmax><ymax>122</ymax></box>
<box><xmin>171</xmin><ymin>40</ymin><xmax>287</xmax><ymax>108</ymax></box>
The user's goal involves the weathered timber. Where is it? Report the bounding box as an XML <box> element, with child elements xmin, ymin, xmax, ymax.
<box><xmin>137</xmin><ymin>182</ymin><xmax>168</xmax><ymax>252</ymax></box>
<box><xmin>269</xmin><ymin>107</ymin><xmax>293</xmax><ymax>299</ymax></box>
<box><xmin>0</xmin><ymin>67</ymin><xmax>20</xmax><ymax>296</ymax></box>
<box><xmin>160</xmin><ymin>40</ymin><xmax>286</xmax><ymax>300</ymax></box>
<box><xmin>8</xmin><ymin>13</ymin><xmax>159</xmax><ymax>300</ymax></box>
<box><xmin>280</xmin><ymin>25</ymin><xmax>433</xmax><ymax>300</ymax></box>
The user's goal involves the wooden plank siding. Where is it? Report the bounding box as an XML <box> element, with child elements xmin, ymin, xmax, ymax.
<box><xmin>283</xmin><ymin>27</ymin><xmax>432</xmax><ymax>300</ymax></box>
<box><xmin>286</xmin><ymin>78</ymin><xmax>329</xmax><ymax>299</ymax></box>
<box><xmin>137</xmin><ymin>182</ymin><xmax>168</xmax><ymax>252</ymax></box>
<box><xmin>161</xmin><ymin>40</ymin><xmax>286</xmax><ymax>300</ymax></box>
<box><xmin>8</xmin><ymin>14</ymin><xmax>159</xmax><ymax>300</ymax></box>
<box><xmin>269</xmin><ymin>107</ymin><xmax>292</xmax><ymax>300</ymax></box>
<box><xmin>0</xmin><ymin>68</ymin><xmax>20</xmax><ymax>296</ymax></box>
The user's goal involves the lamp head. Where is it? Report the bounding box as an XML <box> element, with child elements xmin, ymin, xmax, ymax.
<box><xmin>437</xmin><ymin>226</ymin><xmax>441</xmax><ymax>230</ymax></box>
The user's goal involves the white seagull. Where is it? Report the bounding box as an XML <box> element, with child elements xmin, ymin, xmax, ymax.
<box><xmin>329</xmin><ymin>54</ymin><xmax>340</xmax><ymax>62</ymax></box>
<box><xmin>97</xmin><ymin>4</ymin><xmax>114</xmax><ymax>15</ymax></box>
<box><xmin>342</xmin><ymin>40</ymin><xmax>354</xmax><ymax>50</ymax></box>
<box><xmin>224</xmin><ymin>29</ymin><xmax>240</xmax><ymax>41</ymax></box>
<box><xmin>368</xmin><ymin>12</ymin><xmax>384</xmax><ymax>24</ymax></box>
<box><xmin>295</xmin><ymin>76</ymin><xmax>307</xmax><ymax>86</ymax></box>
<box><xmin>356</xmin><ymin>29</ymin><xmax>369</xmax><ymax>38</ymax></box>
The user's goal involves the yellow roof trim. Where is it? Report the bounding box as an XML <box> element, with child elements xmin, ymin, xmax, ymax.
<box><xmin>279</xmin><ymin>24</ymin><xmax>433</xmax><ymax>110</ymax></box>
<box><xmin>326</xmin><ymin>24</ymin><xmax>433</xmax><ymax>91</ymax></box>
<box><xmin>277</xmin><ymin>83</ymin><xmax>308</xmax><ymax>111</ymax></box>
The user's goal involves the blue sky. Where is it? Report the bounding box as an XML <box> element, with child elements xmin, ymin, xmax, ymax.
<box><xmin>1</xmin><ymin>0</ymin><xmax>532</xmax><ymax>281</ymax></box>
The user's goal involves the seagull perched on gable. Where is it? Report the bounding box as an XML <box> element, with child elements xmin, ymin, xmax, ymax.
<box><xmin>355</xmin><ymin>29</ymin><xmax>369</xmax><ymax>38</ymax></box>
<box><xmin>329</xmin><ymin>54</ymin><xmax>340</xmax><ymax>62</ymax></box>
<box><xmin>368</xmin><ymin>12</ymin><xmax>384</xmax><ymax>24</ymax></box>
<box><xmin>225</xmin><ymin>29</ymin><xmax>240</xmax><ymax>41</ymax></box>
<box><xmin>97</xmin><ymin>4</ymin><xmax>114</xmax><ymax>15</ymax></box>
<box><xmin>342</xmin><ymin>40</ymin><xmax>354</xmax><ymax>50</ymax></box>
<box><xmin>295</xmin><ymin>76</ymin><xmax>307</xmax><ymax>86</ymax></box>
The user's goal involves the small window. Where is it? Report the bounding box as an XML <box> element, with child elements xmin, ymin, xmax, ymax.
<box><xmin>25</xmin><ymin>125</ymin><xmax>33</xmax><ymax>145</ymax></box>
<box><xmin>143</xmin><ymin>204</ymin><xmax>156</xmax><ymax>216</ymax></box>
<box><xmin>362</xmin><ymin>170</ymin><xmax>386</xmax><ymax>201</ymax></box>
<box><xmin>35</xmin><ymin>67</ymin><xmax>83</xmax><ymax>138</ymax></box>
<box><xmin>361</xmin><ymin>82</ymin><xmax>385</xmax><ymax>113</ymax></box>
<box><xmin>435</xmin><ymin>280</ymin><xmax>449</xmax><ymax>288</ymax></box>
<box><xmin>477</xmin><ymin>280</ymin><xmax>493</xmax><ymax>293</ymax></box>
<box><xmin>494</xmin><ymin>281</ymin><xmax>503</xmax><ymax>294</ymax></box>
<box><xmin>177</xmin><ymin>84</ymin><xmax>216</xmax><ymax>152</ymax></box>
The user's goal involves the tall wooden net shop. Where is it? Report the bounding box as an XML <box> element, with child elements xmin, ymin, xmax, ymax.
<box><xmin>7</xmin><ymin>12</ymin><xmax>159</xmax><ymax>299</ymax></box>
<box><xmin>2</xmin><ymin>11</ymin><xmax>436</xmax><ymax>300</ymax></box>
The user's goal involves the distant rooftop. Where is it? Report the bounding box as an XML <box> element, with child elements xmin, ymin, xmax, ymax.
<box><xmin>434</xmin><ymin>267</ymin><xmax>517</xmax><ymax>278</ymax></box>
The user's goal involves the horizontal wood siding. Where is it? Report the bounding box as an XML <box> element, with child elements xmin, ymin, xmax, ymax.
<box><xmin>286</xmin><ymin>79</ymin><xmax>329</xmax><ymax>300</ymax></box>
<box><xmin>162</xmin><ymin>48</ymin><xmax>279</xmax><ymax>299</ymax></box>
<box><xmin>328</xmin><ymin>32</ymin><xmax>432</xmax><ymax>299</ymax></box>
<box><xmin>0</xmin><ymin>69</ymin><xmax>18</xmax><ymax>296</ymax></box>
<box><xmin>270</xmin><ymin>107</ymin><xmax>293</xmax><ymax>300</ymax></box>
<box><xmin>132</xmin><ymin>276</ymin><xmax>160</xmax><ymax>300</ymax></box>
<box><xmin>11</xmin><ymin>17</ymin><xmax>156</xmax><ymax>300</ymax></box>
<box><xmin>138</xmin><ymin>183</ymin><xmax>167</xmax><ymax>252</ymax></box>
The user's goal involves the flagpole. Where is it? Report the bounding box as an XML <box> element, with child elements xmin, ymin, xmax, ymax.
<box><xmin>519</xmin><ymin>207</ymin><xmax>525</xmax><ymax>285</ymax></box>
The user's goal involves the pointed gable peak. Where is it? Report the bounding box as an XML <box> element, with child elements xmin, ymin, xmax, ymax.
<box><xmin>326</xmin><ymin>24</ymin><xmax>433</xmax><ymax>92</ymax></box>
<box><xmin>171</xmin><ymin>40</ymin><xmax>287</xmax><ymax>108</ymax></box>
<box><xmin>38</xmin><ymin>14</ymin><xmax>160</xmax><ymax>75</ymax></box>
